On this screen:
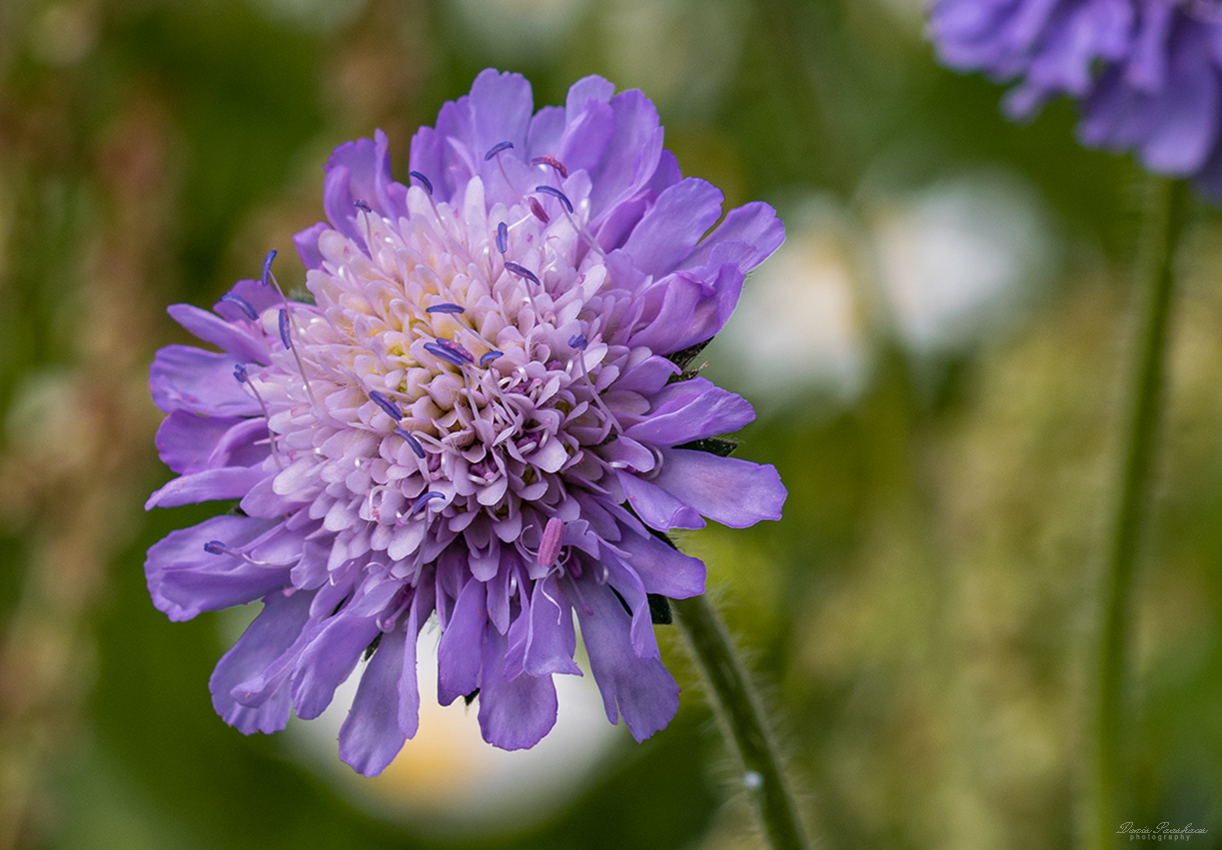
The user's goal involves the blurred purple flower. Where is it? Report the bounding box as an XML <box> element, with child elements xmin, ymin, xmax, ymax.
<box><xmin>930</xmin><ymin>0</ymin><xmax>1222</xmax><ymax>193</ymax></box>
<box><xmin>145</xmin><ymin>70</ymin><xmax>786</xmax><ymax>776</ymax></box>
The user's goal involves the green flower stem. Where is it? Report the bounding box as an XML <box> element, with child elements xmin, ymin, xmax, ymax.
<box><xmin>1090</xmin><ymin>176</ymin><xmax>1191</xmax><ymax>850</ymax></box>
<box><xmin>672</xmin><ymin>594</ymin><xmax>810</xmax><ymax>850</ymax></box>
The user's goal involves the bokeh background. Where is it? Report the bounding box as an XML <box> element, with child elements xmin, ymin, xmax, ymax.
<box><xmin>2</xmin><ymin>0</ymin><xmax>1222</xmax><ymax>848</ymax></box>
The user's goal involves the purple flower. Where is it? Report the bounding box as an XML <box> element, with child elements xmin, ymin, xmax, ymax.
<box><xmin>929</xmin><ymin>0</ymin><xmax>1222</xmax><ymax>194</ymax></box>
<box><xmin>145</xmin><ymin>70</ymin><xmax>786</xmax><ymax>776</ymax></box>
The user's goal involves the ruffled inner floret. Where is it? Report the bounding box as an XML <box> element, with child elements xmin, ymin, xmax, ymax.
<box><xmin>257</xmin><ymin>174</ymin><xmax>639</xmax><ymax>583</ymax></box>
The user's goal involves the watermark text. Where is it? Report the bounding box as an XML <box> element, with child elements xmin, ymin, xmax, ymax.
<box><xmin>1117</xmin><ymin>823</ymin><xmax>1208</xmax><ymax>842</ymax></box>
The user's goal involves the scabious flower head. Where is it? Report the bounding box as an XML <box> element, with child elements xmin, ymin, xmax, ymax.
<box><xmin>930</xmin><ymin>0</ymin><xmax>1222</xmax><ymax>195</ymax></box>
<box><xmin>145</xmin><ymin>70</ymin><xmax>786</xmax><ymax>776</ymax></box>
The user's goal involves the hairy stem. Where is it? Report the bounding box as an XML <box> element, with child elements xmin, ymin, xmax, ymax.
<box><xmin>1089</xmin><ymin>177</ymin><xmax>1190</xmax><ymax>850</ymax></box>
<box><xmin>673</xmin><ymin>594</ymin><xmax>810</xmax><ymax>850</ymax></box>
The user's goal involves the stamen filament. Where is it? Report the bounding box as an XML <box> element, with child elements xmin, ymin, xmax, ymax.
<box><xmin>260</xmin><ymin>250</ymin><xmax>318</xmax><ymax>406</ymax></box>
<box><xmin>570</xmin><ymin>335</ymin><xmax>620</xmax><ymax>436</ymax></box>
<box><xmin>564</xmin><ymin>572</ymin><xmax>594</xmax><ymax>616</ymax></box>
<box><xmin>504</xmin><ymin>262</ymin><xmax>540</xmax><ymax>287</ymax></box>
<box><xmin>537</xmin><ymin>517</ymin><xmax>565</xmax><ymax>568</ymax></box>
<box><xmin>278</xmin><ymin>309</ymin><xmax>292</xmax><ymax>349</ymax></box>
<box><xmin>528</xmin><ymin>198</ymin><xmax>549</xmax><ymax>224</ymax></box>
<box><xmin>485</xmin><ymin>141</ymin><xmax>523</xmax><ymax>197</ymax></box>
<box><xmin>411</xmin><ymin>491</ymin><xmax>445</xmax><ymax>514</ymax></box>
<box><xmin>393</xmin><ymin>428</ymin><xmax>427</xmax><ymax>458</ymax></box>
<box><xmin>408</xmin><ymin>171</ymin><xmax>433</xmax><ymax>195</ymax></box>
<box><xmin>423</xmin><ymin>343</ymin><xmax>466</xmax><ymax>368</ymax></box>
<box><xmin>234</xmin><ymin>362</ymin><xmax>283</xmax><ymax>467</ymax></box>
<box><xmin>530</xmin><ymin>155</ymin><xmax>568</xmax><ymax>179</ymax></box>
<box><xmin>368</xmin><ymin>390</ymin><xmax>404</xmax><ymax>421</ymax></box>
<box><xmin>535</xmin><ymin>185</ymin><xmax>573</xmax><ymax>213</ymax></box>
<box><xmin>202</xmin><ymin>540</ymin><xmax>293</xmax><ymax>567</ymax></box>
<box><xmin>221</xmin><ymin>293</ymin><xmax>258</xmax><ymax>320</ymax></box>
<box><xmin>484</xmin><ymin>141</ymin><xmax>514</xmax><ymax>160</ymax></box>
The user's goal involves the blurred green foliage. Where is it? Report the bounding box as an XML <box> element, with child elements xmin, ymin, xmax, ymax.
<box><xmin>2</xmin><ymin>1</ymin><xmax>1222</xmax><ymax>849</ymax></box>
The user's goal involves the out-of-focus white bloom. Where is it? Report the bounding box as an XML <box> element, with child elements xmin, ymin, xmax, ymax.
<box><xmin>449</xmin><ymin>0</ymin><xmax>591</xmax><ymax>63</ymax></box>
<box><xmin>874</xmin><ymin>172</ymin><xmax>1055</xmax><ymax>354</ymax></box>
<box><xmin>719</xmin><ymin>199</ymin><xmax>868</xmax><ymax>404</ymax></box>
<box><xmin>291</xmin><ymin>625</ymin><xmax>621</xmax><ymax>833</ymax></box>
<box><xmin>719</xmin><ymin>173</ymin><xmax>1055</xmax><ymax>410</ymax></box>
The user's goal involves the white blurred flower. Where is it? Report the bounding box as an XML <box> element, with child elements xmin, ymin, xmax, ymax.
<box><xmin>247</xmin><ymin>0</ymin><xmax>368</xmax><ymax>33</ymax></box>
<box><xmin>598</xmin><ymin>0</ymin><xmax>747</xmax><ymax>117</ymax></box>
<box><xmin>718</xmin><ymin>172</ymin><xmax>1055</xmax><ymax>410</ymax></box>
<box><xmin>448</xmin><ymin>0</ymin><xmax>591</xmax><ymax>63</ymax></box>
<box><xmin>872</xmin><ymin>172</ymin><xmax>1055</xmax><ymax>354</ymax></box>
<box><xmin>287</xmin><ymin>624</ymin><xmax>621</xmax><ymax>833</ymax></box>
<box><xmin>719</xmin><ymin>198</ymin><xmax>868</xmax><ymax>404</ymax></box>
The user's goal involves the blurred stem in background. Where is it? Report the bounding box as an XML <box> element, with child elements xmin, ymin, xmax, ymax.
<box><xmin>1089</xmin><ymin>177</ymin><xmax>1191</xmax><ymax>850</ymax></box>
<box><xmin>754</xmin><ymin>0</ymin><xmax>851</xmax><ymax>196</ymax></box>
<box><xmin>673</xmin><ymin>594</ymin><xmax>811</xmax><ymax>850</ymax></box>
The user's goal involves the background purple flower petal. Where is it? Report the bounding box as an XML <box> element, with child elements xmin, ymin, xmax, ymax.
<box><xmin>930</xmin><ymin>0</ymin><xmax>1222</xmax><ymax>193</ymax></box>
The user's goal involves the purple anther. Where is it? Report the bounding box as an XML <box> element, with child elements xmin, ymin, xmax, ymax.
<box><xmin>504</xmin><ymin>262</ymin><xmax>540</xmax><ymax>286</ymax></box>
<box><xmin>394</xmin><ymin>428</ymin><xmax>426</xmax><ymax>458</ymax></box>
<box><xmin>424</xmin><ymin>342</ymin><xmax>469</xmax><ymax>367</ymax></box>
<box><xmin>436</xmin><ymin>338</ymin><xmax>475</xmax><ymax>363</ymax></box>
<box><xmin>278</xmin><ymin>309</ymin><xmax>291</xmax><ymax>348</ymax></box>
<box><xmin>220</xmin><ymin>293</ymin><xmax>258</xmax><ymax>320</ymax></box>
<box><xmin>425</xmin><ymin>303</ymin><xmax>465</xmax><ymax>314</ymax></box>
<box><xmin>408</xmin><ymin>171</ymin><xmax>433</xmax><ymax>196</ymax></box>
<box><xmin>233</xmin><ymin>362</ymin><xmax>249</xmax><ymax>383</ymax></box>
<box><xmin>203</xmin><ymin>540</ymin><xmax>228</xmax><ymax>555</ymax></box>
<box><xmin>530</xmin><ymin>155</ymin><xmax>569</xmax><ymax>179</ymax></box>
<box><xmin>484</xmin><ymin>141</ymin><xmax>514</xmax><ymax>160</ymax></box>
<box><xmin>569</xmin><ymin>334</ymin><xmax>588</xmax><ymax>350</ymax></box>
<box><xmin>496</xmin><ymin>221</ymin><xmax>508</xmax><ymax>254</ymax></box>
<box><xmin>411</xmin><ymin>491</ymin><xmax>445</xmax><ymax>514</ymax></box>
<box><xmin>354</xmin><ymin>199</ymin><xmax>372</xmax><ymax>213</ymax></box>
<box><xmin>368</xmin><ymin>390</ymin><xmax>403</xmax><ymax>421</ymax></box>
<box><xmin>537</xmin><ymin>517</ymin><xmax>565</xmax><ymax>568</ymax></box>
<box><xmin>528</xmin><ymin>197</ymin><xmax>550</xmax><ymax>224</ymax></box>
<box><xmin>479</xmin><ymin>350</ymin><xmax>504</xmax><ymax>368</ymax></box>
<box><xmin>261</xmin><ymin>249</ymin><xmax>277</xmax><ymax>287</ymax></box>
<box><xmin>535</xmin><ymin>185</ymin><xmax>574</xmax><ymax>214</ymax></box>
